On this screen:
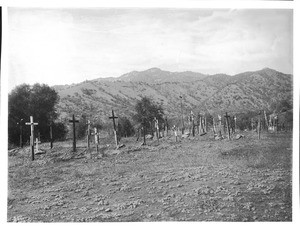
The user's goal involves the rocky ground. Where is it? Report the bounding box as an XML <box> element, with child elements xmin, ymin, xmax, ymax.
<box><xmin>7</xmin><ymin>130</ymin><xmax>292</xmax><ymax>222</ymax></box>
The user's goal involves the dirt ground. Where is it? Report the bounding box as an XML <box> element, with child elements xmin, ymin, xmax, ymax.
<box><xmin>7</xmin><ymin>130</ymin><xmax>292</xmax><ymax>222</ymax></box>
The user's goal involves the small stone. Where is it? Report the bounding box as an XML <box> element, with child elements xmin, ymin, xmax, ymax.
<box><xmin>105</xmin><ymin>208</ymin><xmax>112</xmax><ymax>212</ymax></box>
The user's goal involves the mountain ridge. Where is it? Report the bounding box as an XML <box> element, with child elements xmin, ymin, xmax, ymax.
<box><xmin>53</xmin><ymin>67</ymin><xmax>292</xmax><ymax>123</ymax></box>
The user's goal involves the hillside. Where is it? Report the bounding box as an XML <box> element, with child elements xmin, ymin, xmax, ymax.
<box><xmin>54</xmin><ymin>68</ymin><xmax>292</xmax><ymax>123</ymax></box>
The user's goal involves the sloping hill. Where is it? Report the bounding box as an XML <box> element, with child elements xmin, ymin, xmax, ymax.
<box><xmin>54</xmin><ymin>68</ymin><xmax>292</xmax><ymax>123</ymax></box>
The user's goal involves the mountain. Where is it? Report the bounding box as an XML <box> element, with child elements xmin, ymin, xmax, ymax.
<box><xmin>53</xmin><ymin>68</ymin><xmax>292</xmax><ymax>123</ymax></box>
<box><xmin>118</xmin><ymin>67</ymin><xmax>207</xmax><ymax>83</ymax></box>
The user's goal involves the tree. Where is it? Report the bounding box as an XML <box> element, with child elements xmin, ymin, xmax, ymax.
<box><xmin>133</xmin><ymin>97</ymin><xmax>164</xmax><ymax>134</ymax></box>
<box><xmin>117</xmin><ymin>117</ymin><xmax>135</xmax><ymax>138</ymax></box>
<box><xmin>8</xmin><ymin>83</ymin><xmax>61</xmax><ymax>146</ymax></box>
<box><xmin>270</xmin><ymin>99</ymin><xmax>292</xmax><ymax>113</ymax></box>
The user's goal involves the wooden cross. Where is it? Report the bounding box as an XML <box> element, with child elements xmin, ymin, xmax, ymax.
<box><xmin>258</xmin><ymin>111</ymin><xmax>261</xmax><ymax>139</ymax></box>
<box><xmin>190</xmin><ymin>111</ymin><xmax>195</xmax><ymax>137</ymax></box>
<box><xmin>165</xmin><ymin>117</ymin><xmax>168</xmax><ymax>136</ymax></box>
<box><xmin>49</xmin><ymin>121</ymin><xmax>53</xmax><ymax>149</ymax></box>
<box><xmin>142</xmin><ymin>118</ymin><xmax>146</xmax><ymax>145</ymax></box>
<box><xmin>154</xmin><ymin>117</ymin><xmax>159</xmax><ymax>142</ymax></box>
<box><xmin>25</xmin><ymin>116</ymin><xmax>38</xmax><ymax>161</ymax></box>
<box><xmin>224</xmin><ymin>112</ymin><xmax>231</xmax><ymax>140</ymax></box>
<box><xmin>86</xmin><ymin>120</ymin><xmax>91</xmax><ymax>148</ymax></box>
<box><xmin>69</xmin><ymin>114</ymin><xmax>79</xmax><ymax>152</ymax></box>
<box><xmin>109</xmin><ymin>110</ymin><xmax>119</xmax><ymax>148</ymax></box>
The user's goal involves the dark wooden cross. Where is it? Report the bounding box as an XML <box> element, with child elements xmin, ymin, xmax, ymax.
<box><xmin>257</xmin><ymin>111</ymin><xmax>261</xmax><ymax>139</ymax></box>
<box><xmin>190</xmin><ymin>111</ymin><xmax>195</xmax><ymax>137</ymax></box>
<box><xmin>17</xmin><ymin>118</ymin><xmax>24</xmax><ymax>148</ymax></box>
<box><xmin>154</xmin><ymin>117</ymin><xmax>159</xmax><ymax>142</ymax></box>
<box><xmin>86</xmin><ymin>120</ymin><xmax>91</xmax><ymax>148</ymax></box>
<box><xmin>49</xmin><ymin>121</ymin><xmax>53</xmax><ymax>149</ymax></box>
<box><xmin>69</xmin><ymin>114</ymin><xmax>79</xmax><ymax>152</ymax></box>
<box><xmin>25</xmin><ymin>116</ymin><xmax>38</xmax><ymax>161</ymax></box>
<box><xmin>109</xmin><ymin>110</ymin><xmax>119</xmax><ymax>148</ymax></box>
<box><xmin>224</xmin><ymin>112</ymin><xmax>231</xmax><ymax>140</ymax></box>
<box><xmin>142</xmin><ymin>118</ymin><xmax>146</xmax><ymax>145</ymax></box>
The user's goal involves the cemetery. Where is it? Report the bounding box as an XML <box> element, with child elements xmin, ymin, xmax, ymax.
<box><xmin>7</xmin><ymin>105</ymin><xmax>292</xmax><ymax>222</ymax></box>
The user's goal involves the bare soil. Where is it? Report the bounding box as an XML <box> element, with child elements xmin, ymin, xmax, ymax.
<box><xmin>7</xmin><ymin>130</ymin><xmax>292</xmax><ymax>222</ymax></box>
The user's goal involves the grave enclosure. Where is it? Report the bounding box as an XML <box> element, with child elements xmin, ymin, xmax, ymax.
<box><xmin>17</xmin><ymin>107</ymin><xmax>283</xmax><ymax>161</ymax></box>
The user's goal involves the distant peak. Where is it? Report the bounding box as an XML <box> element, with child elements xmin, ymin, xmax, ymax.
<box><xmin>146</xmin><ymin>67</ymin><xmax>162</xmax><ymax>72</ymax></box>
<box><xmin>261</xmin><ymin>67</ymin><xmax>276</xmax><ymax>72</ymax></box>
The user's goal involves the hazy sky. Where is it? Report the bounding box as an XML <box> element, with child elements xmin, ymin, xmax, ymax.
<box><xmin>8</xmin><ymin>8</ymin><xmax>293</xmax><ymax>90</ymax></box>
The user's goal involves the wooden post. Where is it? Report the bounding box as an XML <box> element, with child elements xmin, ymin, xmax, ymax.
<box><xmin>69</xmin><ymin>114</ymin><xmax>79</xmax><ymax>152</ymax></box>
<box><xmin>264</xmin><ymin>110</ymin><xmax>268</xmax><ymax>131</ymax></box>
<box><xmin>93</xmin><ymin>127</ymin><xmax>100</xmax><ymax>153</ymax></box>
<box><xmin>218</xmin><ymin>115</ymin><xmax>222</xmax><ymax>137</ymax></box>
<box><xmin>25</xmin><ymin>116</ymin><xmax>38</xmax><ymax>161</ymax></box>
<box><xmin>49</xmin><ymin>121</ymin><xmax>53</xmax><ymax>149</ymax></box>
<box><xmin>199</xmin><ymin>115</ymin><xmax>203</xmax><ymax>134</ymax></box>
<box><xmin>142</xmin><ymin>118</ymin><xmax>146</xmax><ymax>145</ymax></box>
<box><xmin>213</xmin><ymin>118</ymin><xmax>216</xmax><ymax>135</ymax></box>
<box><xmin>258</xmin><ymin>111</ymin><xmax>261</xmax><ymax>139</ymax></box>
<box><xmin>86</xmin><ymin>120</ymin><xmax>91</xmax><ymax>148</ymax></box>
<box><xmin>109</xmin><ymin>110</ymin><xmax>119</xmax><ymax>148</ymax></box>
<box><xmin>154</xmin><ymin>117</ymin><xmax>159</xmax><ymax>143</ymax></box>
<box><xmin>224</xmin><ymin>112</ymin><xmax>231</xmax><ymax>140</ymax></box>
<box><xmin>191</xmin><ymin>111</ymin><xmax>195</xmax><ymax>137</ymax></box>
<box><xmin>172</xmin><ymin>125</ymin><xmax>178</xmax><ymax>142</ymax></box>
<box><xmin>179</xmin><ymin>95</ymin><xmax>185</xmax><ymax>134</ymax></box>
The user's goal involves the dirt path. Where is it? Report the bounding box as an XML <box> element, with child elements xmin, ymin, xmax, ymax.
<box><xmin>8</xmin><ymin>131</ymin><xmax>292</xmax><ymax>222</ymax></box>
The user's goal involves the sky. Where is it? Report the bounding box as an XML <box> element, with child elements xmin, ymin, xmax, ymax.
<box><xmin>8</xmin><ymin>8</ymin><xmax>293</xmax><ymax>90</ymax></box>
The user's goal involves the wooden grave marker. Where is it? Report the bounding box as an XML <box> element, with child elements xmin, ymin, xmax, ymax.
<box><xmin>86</xmin><ymin>120</ymin><xmax>91</xmax><ymax>148</ymax></box>
<box><xmin>109</xmin><ymin>110</ymin><xmax>119</xmax><ymax>148</ymax></box>
<box><xmin>258</xmin><ymin>111</ymin><xmax>261</xmax><ymax>139</ymax></box>
<box><xmin>49</xmin><ymin>121</ymin><xmax>53</xmax><ymax>149</ymax></box>
<box><xmin>154</xmin><ymin>117</ymin><xmax>159</xmax><ymax>143</ymax></box>
<box><xmin>25</xmin><ymin>116</ymin><xmax>38</xmax><ymax>161</ymax></box>
<box><xmin>224</xmin><ymin>112</ymin><xmax>231</xmax><ymax>140</ymax></box>
<box><xmin>190</xmin><ymin>111</ymin><xmax>195</xmax><ymax>137</ymax></box>
<box><xmin>69</xmin><ymin>114</ymin><xmax>79</xmax><ymax>152</ymax></box>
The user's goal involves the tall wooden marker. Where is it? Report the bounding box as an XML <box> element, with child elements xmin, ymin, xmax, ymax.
<box><xmin>109</xmin><ymin>110</ymin><xmax>119</xmax><ymax>148</ymax></box>
<box><xmin>93</xmin><ymin>127</ymin><xmax>100</xmax><ymax>153</ymax></box>
<box><xmin>69</xmin><ymin>114</ymin><xmax>79</xmax><ymax>152</ymax></box>
<box><xmin>258</xmin><ymin>111</ymin><xmax>261</xmax><ymax>139</ymax></box>
<box><xmin>86</xmin><ymin>120</ymin><xmax>91</xmax><ymax>148</ymax></box>
<box><xmin>49</xmin><ymin>121</ymin><xmax>53</xmax><ymax>149</ymax></box>
<box><xmin>154</xmin><ymin>117</ymin><xmax>159</xmax><ymax>143</ymax></box>
<box><xmin>224</xmin><ymin>112</ymin><xmax>231</xmax><ymax>140</ymax></box>
<box><xmin>190</xmin><ymin>111</ymin><xmax>195</xmax><ymax>137</ymax></box>
<box><xmin>25</xmin><ymin>116</ymin><xmax>38</xmax><ymax>161</ymax></box>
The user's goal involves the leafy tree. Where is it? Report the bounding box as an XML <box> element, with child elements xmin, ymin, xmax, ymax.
<box><xmin>270</xmin><ymin>99</ymin><xmax>292</xmax><ymax>113</ymax></box>
<box><xmin>133</xmin><ymin>97</ymin><xmax>164</xmax><ymax>134</ymax></box>
<box><xmin>76</xmin><ymin>114</ymin><xmax>88</xmax><ymax>139</ymax></box>
<box><xmin>8</xmin><ymin>83</ymin><xmax>61</xmax><ymax>146</ymax></box>
<box><xmin>117</xmin><ymin>117</ymin><xmax>135</xmax><ymax>137</ymax></box>
<box><xmin>52</xmin><ymin>122</ymin><xmax>68</xmax><ymax>141</ymax></box>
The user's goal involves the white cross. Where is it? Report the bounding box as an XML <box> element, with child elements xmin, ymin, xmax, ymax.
<box><xmin>25</xmin><ymin>116</ymin><xmax>38</xmax><ymax>146</ymax></box>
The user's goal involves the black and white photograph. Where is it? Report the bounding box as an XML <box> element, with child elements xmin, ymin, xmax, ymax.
<box><xmin>1</xmin><ymin>0</ymin><xmax>299</xmax><ymax>224</ymax></box>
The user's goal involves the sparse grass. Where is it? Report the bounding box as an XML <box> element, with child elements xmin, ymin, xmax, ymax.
<box><xmin>7</xmin><ymin>130</ymin><xmax>292</xmax><ymax>222</ymax></box>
